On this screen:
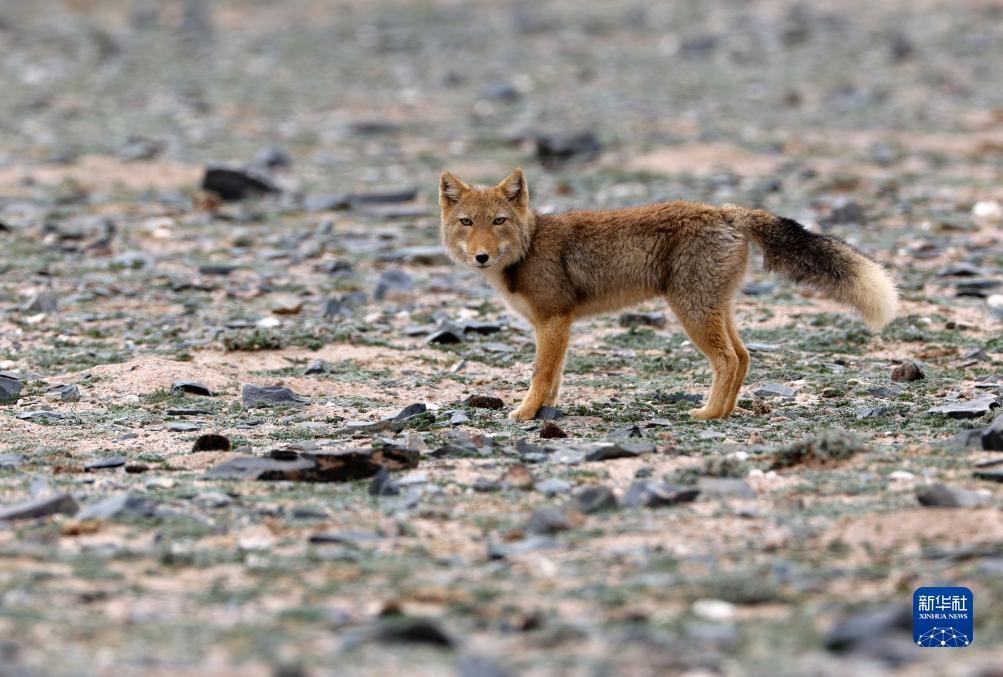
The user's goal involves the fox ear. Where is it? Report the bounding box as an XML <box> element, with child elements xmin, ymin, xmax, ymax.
<box><xmin>496</xmin><ymin>167</ymin><xmax>528</xmax><ymax>208</ymax></box>
<box><xmin>439</xmin><ymin>171</ymin><xmax>469</xmax><ymax>208</ymax></box>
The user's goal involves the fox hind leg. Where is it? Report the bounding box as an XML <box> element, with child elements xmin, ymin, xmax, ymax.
<box><xmin>724</xmin><ymin>312</ymin><xmax>750</xmax><ymax>413</ymax></box>
<box><xmin>671</xmin><ymin>305</ymin><xmax>744</xmax><ymax>420</ymax></box>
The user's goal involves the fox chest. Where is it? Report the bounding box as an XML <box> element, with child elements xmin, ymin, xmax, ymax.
<box><xmin>484</xmin><ymin>270</ymin><xmax>534</xmax><ymax>321</ymax></box>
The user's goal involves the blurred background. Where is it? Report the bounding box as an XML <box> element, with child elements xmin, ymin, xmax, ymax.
<box><xmin>1</xmin><ymin>2</ymin><xmax>1003</xmax><ymax>675</ymax></box>
<box><xmin>1</xmin><ymin>0</ymin><xmax>1000</xmax><ymax>210</ymax></box>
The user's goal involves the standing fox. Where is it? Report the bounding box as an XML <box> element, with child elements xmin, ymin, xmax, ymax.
<box><xmin>439</xmin><ymin>168</ymin><xmax>898</xmax><ymax>422</ymax></box>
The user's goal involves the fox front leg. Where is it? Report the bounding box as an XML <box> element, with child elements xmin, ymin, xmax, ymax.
<box><xmin>509</xmin><ymin>317</ymin><xmax>571</xmax><ymax>421</ymax></box>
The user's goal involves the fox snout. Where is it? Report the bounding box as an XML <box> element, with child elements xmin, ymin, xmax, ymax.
<box><xmin>474</xmin><ymin>252</ymin><xmax>490</xmax><ymax>266</ymax></box>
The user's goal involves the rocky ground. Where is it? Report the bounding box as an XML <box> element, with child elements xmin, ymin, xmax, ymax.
<box><xmin>1</xmin><ymin>1</ymin><xmax>1002</xmax><ymax>675</ymax></box>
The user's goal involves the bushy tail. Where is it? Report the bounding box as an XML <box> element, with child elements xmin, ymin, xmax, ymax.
<box><xmin>738</xmin><ymin>210</ymin><xmax>898</xmax><ymax>330</ymax></box>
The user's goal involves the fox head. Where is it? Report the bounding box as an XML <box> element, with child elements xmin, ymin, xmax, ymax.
<box><xmin>439</xmin><ymin>168</ymin><xmax>532</xmax><ymax>271</ymax></box>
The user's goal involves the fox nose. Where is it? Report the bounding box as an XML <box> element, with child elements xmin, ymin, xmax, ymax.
<box><xmin>475</xmin><ymin>253</ymin><xmax>490</xmax><ymax>265</ymax></box>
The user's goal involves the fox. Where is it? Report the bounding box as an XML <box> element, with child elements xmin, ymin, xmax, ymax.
<box><xmin>438</xmin><ymin>168</ymin><xmax>898</xmax><ymax>422</ymax></box>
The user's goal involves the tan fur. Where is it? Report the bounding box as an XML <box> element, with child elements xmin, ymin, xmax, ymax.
<box><xmin>439</xmin><ymin>169</ymin><xmax>899</xmax><ymax>421</ymax></box>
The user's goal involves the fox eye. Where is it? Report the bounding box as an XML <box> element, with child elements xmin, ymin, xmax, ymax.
<box><xmin>459</xmin><ymin>218</ymin><xmax>473</xmax><ymax>226</ymax></box>
<box><xmin>493</xmin><ymin>217</ymin><xmax>506</xmax><ymax>225</ymax></box>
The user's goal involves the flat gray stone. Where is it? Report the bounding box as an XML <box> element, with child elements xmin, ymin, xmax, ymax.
<box><xmin>755</xmin><ymin>383</ymin><xmax>796</xmax><ymax>398</ymax></box>
<box><xmin>0</xmin><ymin>493</ymin><xmax>78</xmax><ymax>521</ymax></box>
<box><xmin>621</xmin><ymin>481</ymin><xmax>699</xmax><ymax>508</ymax></box>
<box><xmin>77</xmin><ymin>493</ymin><xmax>157</xmax><ymax>520</ymax></box>
<box><xmin>241</xmin><ymin>384</ymin><xmax>309</xmax><ymax>408</ymax></box>
<box><xmin>917</xmin><ymin>483</ymin><xmax>990</xmax><ymax>508</ymax></box>
<box><xmin>928</xmin><ymin>395</ymin><xmax>999</xmax><ymax>419</ymax></box>
<box><xmin>0</xmin><ymin>376</ymin><xmax>22</xmax><ymax>402</ymax></box>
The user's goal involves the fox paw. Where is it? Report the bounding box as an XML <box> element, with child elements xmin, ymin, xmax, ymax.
<box><xmin>508</xmin><ymin>406</ymin><xmax>538</xmax><ymax>421</ymax></box>
<box><xmin>688</xmin><ymin>407</ymin><xmax>722</xmax><ymax>421</ymax></box>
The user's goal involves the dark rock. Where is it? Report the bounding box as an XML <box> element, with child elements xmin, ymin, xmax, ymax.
<box><xmin>956</xmin><ymin>279</ymin><xmax>1001</xmax><ymax>298</ymax></box>
<box><xmin>204</xmin><ymin>447</ymin><xmax>418</xmax><ymax>482</ymax></box>
<box><xmin>890</xmin><ymin>361</ymin><xmax>924</xmax><ymax>382</ymax></box>
<box><xmin>742</xmin><ymin>281</ymin><xmax>776</xmax><ymax>296</ymax></box>
<box><xmin>534</xmin><ymin>478</ymin><xmax>571</xmax><ymax>496</ymax></box>
<box><xmin>983</xmin><ymin>415</ymin><xmax>1003</xmax><ymax>451</ymax></box>
<box><xmin>201</xmin><ymin>166</ymin><xmax>279</xmax><ymax>201</ymax></box>
<box><xmin>309</xmin><ymin>530</ymin><xmax>382</xmax><ymax>545</ymax></box>
<box><xmin>473</xmin><ymin>478</ymin><xmax>501</xmax><ymax>493</ymax></box>
<box><xmin>49</xmin><ymin>384</ymin><xmax>81</xmax><ymax>402</ymax></box>
<box><xmin>825</xmin><ymin>197</ymin><xmax>866</xmax><ymax>225</ymax></box>
<box><xmin>167</xmin><ymin>422</ymin><xmax>200</xmax><ymax>432</ymax></box>
<box><xmin>321</xmin><ymin>293</ymin><xmax>366</xmax><ymax>317</ymax></box>
<box><xmin>171</xmin><ymin>381</ymin><xmax>213</xmax><ymax>397</ymax></box>
<box><xmin>344</xmin><ymin>404</ymin><xmax>429</xmax><ymax>434</ymax></box>
<box><xmin>241</xmin><ymin>384</ymin><xmax>309</xmax><ymax>407</ymax></box>
<box><xmin>77</xmin><ymin>493</ymin><xmax>156</xmax><ymax>520</ymax></box>
<box><xmin>679</xmin><ymin>33</ymin><xmax>718</xmax><ymax>58</ymax></box>
<box><xmin>304</xmin><ymin>359</ymin><xmax>333</xmax><ymax>375</ymax></box>
<box><xmin>198</xmin><ymin>264</ymin><xmax>238</xmax><ymax>276</ymax></box>
<box><xmin>534</xmin><ymin>406</ymin><xmax>564</xmax><ymax>421</ymax></box>
<box><xmin>0</xmin><ymin>376</ymin><xmax>23</xmax><ymax>403</ymax></box>
<box><xmin>349</xmin><ymin>188</ymin><xmax>419</xmax><ymax>206</ymax></box>
<box><xmin>973</xmin><ymin>469</ymin><xmax>1003</xmax><ymax>483</ymax></box>
<box><xmin>621</xmin><ymin>481</ymin><xmax>699</xmax><ymax>508</ymax></box>
<box><xmin>461</xmin><ymin>320</ymin><xmax>503</xmax><ymax>335</ymax></box>
<box><xmin>85</xmin><ymin>456</ymin><xmax>126</xmax><ymax>470</ymax></box>
<box><xmin>375</xmin><ymin>617</ymin><xmax>454</xmax><ymax>647</ymax></box>
<box><xmin>487</xmin><ymin>535</ymin><xmax>559</xmax><ymax>560</ymax></box>
<box><xmin>526</xmin><ymin>507</ymin><xmax>582</xmax><ymax>535</ymax></box>
<box><xmin>754</xmin><ymin>383</ymin><xmax>796</xmax><ymax>398</ymax></box>
<box><xmin>946</xmin><ymin>428</ymin><xmax>984</xmax><ymax>451</ymax></box>
<box><xmin>917</xmin><ymin>483</ymin><xmax>989</xmax><ymax>508</ymax></box>
<box><xmin>606</xmin><ymin>424</ymin><xmax>643</xmax><ymax>440</ymax></box>
<box><xmin>866</xmin><ymin>385</ymin><xmax>902</xmax><ymax>398</ymax></box>
<box><xmin>368</xmin><ymin>468</ymin><xmax>401</xmax><ymax>496</ymax></box>
<box><xmin>585</xmin><ymin>440</ymin><xmax>655</xmax><ymax>462</ymax></box>
<box><xmin>480</xmin><ymin>82</ymin><xmax>522</xmax><ymax>103</ymax></box>
<box><xmin>393</xmin><ymin>246</ymin><xmax>452</xmax><ymax>266</ymax></box>
<box><xmin>465</xmin><ymin>394</ymin><xmax>505</xmax><ymax>410</ymax></box>
<box><xmin>395</xmin><ymin>403</ymin><xmax>427</xmax><ymax>420</ymax></box>
<box><xmin>303</xmin><ymin>193</ymin><xmax>351</xmax><ymax>212</ymax></box>
<box><xmin>193</xmin><ymin>434</ymin><xmax>231</xmax><ymax>452</ymax></box>
<box><xmin>0</xmin><ymin>493</ymin><xmax>78</xmax><ymax>521</ymax></box>
<box><xmin>535</xmin><ymin>132</ymin><xmax>601</xmax><ymax>163</ymax></box>
<box><xmin>573</xmin><ymin>486</ymin><xmax>618</xmax><ymax>514</ymax></box>
<box><xmin>117</xmin><ymin>135</ymin><xmax>162</xmax><ymax>162</ymax></box>
<box><xmin>928</xmin><ymin>395</ymin><xmax>999</xmax><ymax>419</ymax></box>
<box><xmin>856</xmin><ymin>405</ymin><xmax>893</xmax><ymax>420</ymax></box>
<box><xmin>19</xmin><ymin>292</ymin><xmax>58</xmax><ymax>314</ymax></box>
<box><xmin>449</xmin><ymin>411</ymin><xmax>470</xmax><ymax>425</ymax></box>
<box><xmin>374</xmin><ymin>268</ymin><xmax>414</xmax><ymax>300</ymax></box>
<box><xmin>825</xmin><ymin>604</ymin><xmax>911</xmax><ymax>652</ymax></box>
<box><xmin>166</xmin><ymin>408</ymin><xmax>211</xmax><ymax>416</ymax></box>
<box><xmin>18</xmin><ymin>410</ymin><xmax>65</xmax><ymax>421</ymax></box>
<box><xmin>252</xmin><ymin>146</ymin><xmax>291</xmax><ymax>169</ymax></box>
<box><xmin>746</xmin><ymin>342</ymin><xmax>780</xmax><ymax>353</ymax></box>
<box><xmin>618</xmin><ymin>311</ymin><xmax>667</xmax><ymax>328</ymax></box>
<box><xmin>539</xmin><ymin>420</ymin><xmax>567</xmax><ymax>439</ymax></box>
<box><xmin>426</xmin><ymin>322</ymin><xmax>466</xmax><ymax>344</ymax></box>
<box><xmin>697</xmin><ymin>478</ymin><xmax>756</xmax><ymax>499</ymax></box>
